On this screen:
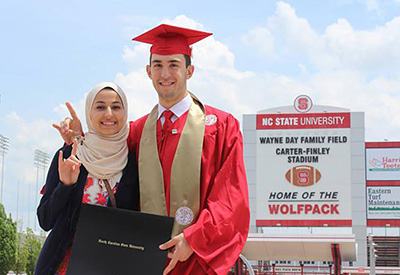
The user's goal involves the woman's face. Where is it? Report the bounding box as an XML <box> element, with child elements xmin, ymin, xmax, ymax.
<box><xmin>90</xmin><ymin>88</ymin><xmax>126</xmax><ymax>135</ymax></box>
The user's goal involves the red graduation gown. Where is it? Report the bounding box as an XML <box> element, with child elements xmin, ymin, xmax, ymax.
<box><xmin>128</xmin><ymin>105</ymin><xmax>250</xmax><ymax>275</ymax></box>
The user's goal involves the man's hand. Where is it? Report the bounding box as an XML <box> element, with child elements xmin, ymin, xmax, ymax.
<box><xmin>159</xmin><ymin>233</ymin><xmax>194</xmax><ymax>275</ymax></box>
<box><xmin>58</xmin><ymin>139</ymin><xmax>81</xmax><ymax>186</ymax></box>
<box><xmin>52</xmin><ymin>102</ymin><xmax>83</xmax><ymax>145</ymax></box>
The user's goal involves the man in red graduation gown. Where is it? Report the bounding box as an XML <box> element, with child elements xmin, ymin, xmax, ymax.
<box><xmin>56</xmin><ymin>24</ymin><xmax>250</xmax><ymax>275</ymax></box>
<box><xmin>130</xmin><ymin>24</ymin><xmax>250</xmax><ymax>275</ymax></box>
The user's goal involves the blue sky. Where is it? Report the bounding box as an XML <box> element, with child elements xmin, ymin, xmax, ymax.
<box><xmin>1</xmin><ymin>0</ymin><xmax>400</xmax><ymax>120</ymax></box>
<box><xmin>1</xmin><ymin>0</ymin><xmax>400</xmax><ymax>230</ymax></box>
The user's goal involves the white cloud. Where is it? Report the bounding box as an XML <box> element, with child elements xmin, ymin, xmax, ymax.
<box><xmin>358</xmin><ymin>0</ymin><xmax>384</xmax><ymax>16</ymax></box>
<box><xmin>162</xmin><ymin>15</ymin><xmax>206</xmax><ymax>31</ymax></box>
<box><xmin>241</xmin><ymin>27</ymin><xmax>274</xmax><ymax>56</ymax></box>
<box><xmin>363</xmin><ymin>0</ymin><xmax>380</xmax><ymax>11</ymax></box>
<box><xmin>242</xmin><ymin>2</ymin><xmax>319</xmax><ymax>59</ymax></box>
<box><xmin>193</xmin><ymin>38</ymin><xmax>254</xmax><ymax>80</ymax></box>
<box><xmin>4</xmin><ymin>113</ymin><xmax>60</xmax><ymax>152</ymax></box>
<box><xmin>298</xmin><ymin>64</ymin><xmax>307</xmax><ymax>74</ymax></box>
<box><xmin>242</xmin><ymin>2</ymin><xmax>400</xmax><ymax>74</ymax></box>
<box><xmin>319</xmin><ymin>17</ymin><xmax>400</xmax><ymax>72</ymax></box>
<box><xmin>122</xmin><ymin>44</ymin><xmax>150</xmax><ymax>71</ymax></box>
<box><xmin>268</xmin><ymin>2</ymin><xmax>319</xmax><ymax>51</ymax></box>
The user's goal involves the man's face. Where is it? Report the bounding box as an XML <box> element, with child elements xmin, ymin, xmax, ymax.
<box><xmin>146</xmin><ymin>54</ymin><xmax>194</xmax><ymax>108</ymax></box>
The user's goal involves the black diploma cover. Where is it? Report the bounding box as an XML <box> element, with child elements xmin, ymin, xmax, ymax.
<box><xmin>66</xmin><ymin>204</ymin><xmax>174</xmax><ymax>275</ymax></box>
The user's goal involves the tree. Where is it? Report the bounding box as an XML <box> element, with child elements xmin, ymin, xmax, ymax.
<box><xmin>0</xmin><ymin>203</ymin><xmax>17</xmax><ymax>275</ymax></box>
<box><xmin>25</xmin><ymin>228</ymin><xmax>43</xmax><ymax>275</ymax></box>
<box><xmin>13</xmin><ymin>231</ymin><xmax>28</xmax><ymax>275</ymax></box>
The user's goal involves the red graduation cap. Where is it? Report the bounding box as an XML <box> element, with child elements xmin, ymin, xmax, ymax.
<box><xmin>132</xmin><ymin>24</ymin><xmax>212</xmax><ymax>57</ymax></box>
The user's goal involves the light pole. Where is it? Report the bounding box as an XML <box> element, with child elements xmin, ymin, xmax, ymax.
<box><xmin>0</xmin><ymin>134</ymin><xmax>10</xmax><ymax>203</ymax></box>
<box><xmin>33</xmin><ymin>149</ymin><xmax>50</xmax><ymax>230</ymax></box>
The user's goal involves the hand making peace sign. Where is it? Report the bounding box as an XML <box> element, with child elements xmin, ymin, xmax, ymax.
<box><xmin>58</xmin><ymin>139</ymin><xmax>81</xmax><ymax>186</ymax></box>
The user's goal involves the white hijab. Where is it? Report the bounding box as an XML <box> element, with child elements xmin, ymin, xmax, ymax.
<box><xmin>77</xmin><ymin>82</ymin><xmax>129</xmax><ymax>181</ymax></box>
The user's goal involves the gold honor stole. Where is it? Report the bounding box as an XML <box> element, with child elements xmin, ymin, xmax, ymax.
<box><xmin>138</xmin><ymin>93</ymin><xmax>205</xmax><ymax>237</ymax></box>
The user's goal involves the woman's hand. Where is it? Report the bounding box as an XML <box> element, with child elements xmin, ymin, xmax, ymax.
<box><xmin>52</xmin><ymin>102</ymin><xmax>83</xmax><ymax>145</ymax></box>
<box><xmin>58</xmin><ymin>139</ymin><xmax>81</xmax><ymax>186</ymax></box>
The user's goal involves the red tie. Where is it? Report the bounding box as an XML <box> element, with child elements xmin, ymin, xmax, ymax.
<box><xmin>162</xmin><ymin>110</ymin><xmax>174</xmax><ymax>134</ymax></box>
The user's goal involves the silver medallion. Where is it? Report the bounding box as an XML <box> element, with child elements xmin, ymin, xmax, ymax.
<box><xmin>175</xmin><ymin>206</ymin><xmax>194</xmax><ymax>226</ymax></box>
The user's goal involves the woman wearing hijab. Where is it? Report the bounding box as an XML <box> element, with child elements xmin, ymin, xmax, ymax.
<box><xmin>35</xmin><ymin>82</ymin><xmax>139</xmax><ymax>275</ymax></box>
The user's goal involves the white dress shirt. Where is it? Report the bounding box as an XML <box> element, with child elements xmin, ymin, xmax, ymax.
<box><xmin>157</xmin><ymin>94</ymin><xmax>192</xmax><ymax>126</ymax></box>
